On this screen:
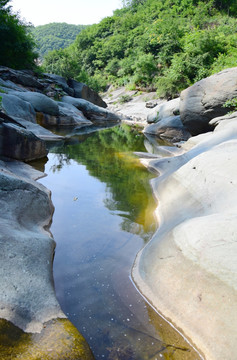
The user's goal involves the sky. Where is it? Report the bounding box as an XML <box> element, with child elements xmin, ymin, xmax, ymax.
<box><xmin>10</xmin><ymin>0</ymin><xmax>123</xmax><ymax>26</ymax></box>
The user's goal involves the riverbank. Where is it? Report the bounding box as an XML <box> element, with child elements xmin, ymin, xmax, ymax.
<box><xmin>132</xmin><ymin>114</ymin><xmax>237</xmax><ymax>360</ymax></box>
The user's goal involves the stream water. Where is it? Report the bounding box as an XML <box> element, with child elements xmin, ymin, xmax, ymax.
<box><xmin>38</xmin><ymin>124</ymin><xmax>201</xmax><ymax>360</ymax></box>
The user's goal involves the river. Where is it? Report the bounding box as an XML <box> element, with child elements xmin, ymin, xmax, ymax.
<box><xmin>39</xmin><ymin>124</ymin><xmax>201</xmax><ymax>360</ymax></box>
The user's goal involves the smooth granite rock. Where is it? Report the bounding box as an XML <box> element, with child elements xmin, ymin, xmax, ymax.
<box><xmin>62</xmin><ymin>96</ymin><xmax>121</xmax><ymax>123</ymax></box>
<box><xmin>11</xmin><ymin>91</ymin><xmax>59</xmax><ymax>116</ymax></box>
<box><xmin>57</xmin><ymin>102</ymin><xmax>92</xmax><ymax>126</ymax></box>
<box><xmin>0</xmin><ymin>122</ymin><xmax>48</xmax><ymax>161</ymax></box>
<box><xmin>0</xmin><ymin>159</ymin><xmax>94</xmax><ymax>359</ymax></box>
<box><xmin>180</xmin><ymin>67</ymin><xmax>237</xmax><ymax>135</ymax></box>
<box><xmin>68</xmin><ymin>79</ymin><xmax>107</xmax><ymax>108</ymax></box>
<box><xmin>2</xmin><ymin>94</ymin><xmax>36</xmax><ymax>123</ymax></box>
<box><xmin>0</xmin><ymin>67</ymin><xmax>43</xmax><ymax>90</ymax></box>
<box><xmin>144</xmin><ymin>115</ymin><xmax>191</xmax><ymax>142</ymax></box>
<box><xmin>133</xmin><ymin>116</ymin><xmax>237</xmax><ymax>360</ymax></box>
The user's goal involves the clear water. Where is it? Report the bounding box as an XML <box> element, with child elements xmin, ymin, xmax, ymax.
<box><xmin>38</xmin><ymin>125</ymin><xmax>201</xmax><ymax>360</ymax></box>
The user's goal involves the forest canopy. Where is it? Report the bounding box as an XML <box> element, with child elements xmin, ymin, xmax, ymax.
<box><xmin>42</xmin><ymin>0</ymin><xmax>237</xmax><ymax>97</ymax></box>
<box><xmin>31</xmin><ymin>23</ymin><xmax>88</xmax><ymax>60</ymax></box>
<box><xmin>0</xmin><ymin>0</ymin><xmax>37</xmax><ymax>69</ymax></box>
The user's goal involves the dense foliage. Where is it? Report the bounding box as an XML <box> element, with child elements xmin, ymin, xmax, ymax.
<box><xmin>42</xmin><ymin>0</ymin><xmax>237</xmax><ymax>97</ymax></box>
<box><xmin>31</xmin><ymin>23</ymin><xmax>87</xmax><ymax>60</ymax></box>
<box><xmin>0</xmin><ymin>0</ymin><xmax>37</xmax><ymax>69</ymax></box>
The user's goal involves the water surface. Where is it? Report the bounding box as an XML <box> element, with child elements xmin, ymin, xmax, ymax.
<box><xmin>39</xmin><ymin>125</ymin><xmax>201</xmax><ymax>360</ymax></box>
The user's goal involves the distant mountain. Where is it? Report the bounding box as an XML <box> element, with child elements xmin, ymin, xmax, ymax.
<box><xmin>31</xmin><ymin>22</ymin><xmax>88</xmax><ymax>59</ymax></box>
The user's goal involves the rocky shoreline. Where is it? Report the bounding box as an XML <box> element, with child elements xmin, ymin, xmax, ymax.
<box><xmin>131</xmin><ymin>69</ymin><xmax>237</xmax><ymax>359</ymax></box>
<box><xmin>0</xmin><ymin>65</ymin><xmax>237</xmax><ymax>359</ymax></box>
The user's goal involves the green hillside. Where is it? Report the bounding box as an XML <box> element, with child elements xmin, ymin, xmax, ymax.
<box><xmin>42</xmin><ymin>0</ymin><xmax>237</xmax><ymax>97</ymax></box>
<box><xmin>31</xmin><ymin>22</ymin><xmax>88</xmax><ymax>59</ymax></box>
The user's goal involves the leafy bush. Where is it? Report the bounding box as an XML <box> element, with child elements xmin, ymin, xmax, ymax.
<box><xmin>223</xmin><ymin>97</ymin><xmax>237</xmax><ymax>112</ymax></box>
<box><xmin>0</xmin><ymin>0</ymin><xmax>37</xmax><ymax>69</ymax></box>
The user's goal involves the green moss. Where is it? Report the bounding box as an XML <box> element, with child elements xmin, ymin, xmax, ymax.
<box><xmin>0</xmin><ymin>318</ymin><xmax>94</xmax><ymax>360</ymax></box>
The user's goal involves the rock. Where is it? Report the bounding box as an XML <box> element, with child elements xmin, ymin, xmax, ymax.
<box><xmin>11</xmin><ymin>91</ymin><xmax>59</xmax><ymax>116</ymax></box>
<box><xmin>0</xmin><ymin>122</ymin><xmax>48</xmax><ymax>161</ymax></box>
<box><xmin>61</xmin><ymin>96</ymin><xmax>121</xmax><ymax>123</ymax></box>
<box><xmin>10</xmin><ymin>117</ymin><xmax>65</xmax><ymax>143</ymax></box>
<box><xmin>144</xmin><ymin>115</ymin><xmax>191</xmax><ymax>142</ymax></box>
<box><xmin>0</xmin><ymin>159</ymin><xmax>94</xmax><ymax>359</ymax></box>
<box><xmin>68</xmin><ymin>79</ymin><xmax>107</xmax><ymax>108</ymax></box>
<box><xmin>2</xmin><ymin>94</ymin><xmax>36</xmax><ymax>123</ymax></box>
<box><xmin>209</xmin><ymin>111</ymin><xmax>237</xmax><ymax>129</ymax></box>
<box><xmin>146</xmin><ymin>101</ymin><xmax>167</xmax><ymax>124</ymax></box>
<box><xmin>157</xmin><ymin>98</ymin><xmax>180</xmax><ymax>120</ymax></box>
<box><xmin>145</xmin><ymin>100</ymin><xmax>158</xmax><ymax>108</ymax></box>
<box><xmin>0</xmin><ymin>78</ymin><xmax>27</xmax><ymax>92</ymax></box>
<box><xmin>43</xmin><ymin>73</ymin><xmax>74</xmax><ymax>96</ymax></box>
<box><xmin>147</xmin><ymin>98</ymin><xmax>180</xmax><ymax>125</ymax></box>
<box><xmin>57</xmin><ymin>102</ymin><xmax>92</xmax><ymax>126</ymax></box>
<box><xmin>133</xmin><ymin>116</ymin><xmax>237</xmax><ymax>360</ymax></box>
<box><xmin>0</xmin><ymin>66</ymin><xmax>43</xmax><ymax>90</ymax></box>
<box><xmin>180</xmin><ymin>67</ymin><xmax>237</xmax><ymax>135</ymax></box>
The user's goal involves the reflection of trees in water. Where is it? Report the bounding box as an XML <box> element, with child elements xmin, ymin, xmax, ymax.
<box><xmin>51</xmin><ymin>125</ymin><xmax>157</xmax><ymax>241</ymax></box>
<box><xmin>50</xmin><ymin>153</ymin><xmax>71</xmax><ymax>173</ymax></box>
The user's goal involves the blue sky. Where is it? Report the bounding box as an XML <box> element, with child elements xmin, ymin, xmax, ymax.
<box><xmin>10</xmin><ymin>0</ymin><xmax>123</xmax><ymax>26</ymax></box>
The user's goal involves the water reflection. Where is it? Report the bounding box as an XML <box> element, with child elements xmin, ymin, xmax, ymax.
<box><xmin>38</xmin><ymin>125</ymin><xmax>200</xmax><ymax>360</ymax></box>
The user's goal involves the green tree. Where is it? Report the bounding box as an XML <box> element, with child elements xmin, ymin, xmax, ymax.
<box><xmin>0</xmin><ymin>0</ymin><xmax>37</xmax><ymax>69</ymax></box>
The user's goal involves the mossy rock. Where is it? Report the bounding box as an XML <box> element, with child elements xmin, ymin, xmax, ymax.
<box><xmin>0</xmin><ymin>318</ymin><xmax>94</xmax><ymax>359</ymax></box>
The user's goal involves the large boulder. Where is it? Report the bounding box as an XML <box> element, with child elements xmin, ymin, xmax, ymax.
<box><xmin>2</xmin><ymin>94</ymin><xmax>36</xmax><ymax>123</ymax></box>
<box><xmin>144</xmin><ymin>115</ymin><xmax>191</xmax><ymax>142</ymax></box>
<box><xmin>11</xmin><ymin>91</ymin><xmax>59</xmax><ymax>116</ymax></box>
<box><xmin>180</xmin><ymin>67</ymin><xmax>237</xmax><ymax>135</ymax></box>
<box><xmin>62</xmin><ymin>96</ymin><xmax>121</xmax><ymax>123</ymax></box>
<box><xmin>68</xmin><ymin>79</ymin><xmax>107</xmax><ymax>108</ymax></box>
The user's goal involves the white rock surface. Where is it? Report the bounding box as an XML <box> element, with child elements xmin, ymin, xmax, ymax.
<box><xmin>0</xmin><ymin>159</ymin><xmax>65</xmax><ymax>333</ymax></box>
<box><xmin>133</xmin><ymin>116</ymin><xmax>237</xmax><ymax>360</ymax></box>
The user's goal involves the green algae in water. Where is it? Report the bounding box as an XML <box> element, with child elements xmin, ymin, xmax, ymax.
<box><xmin>0</xmin><ymin>318</ymin><xmax>94</xmax><ymax>360</ymax></box>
